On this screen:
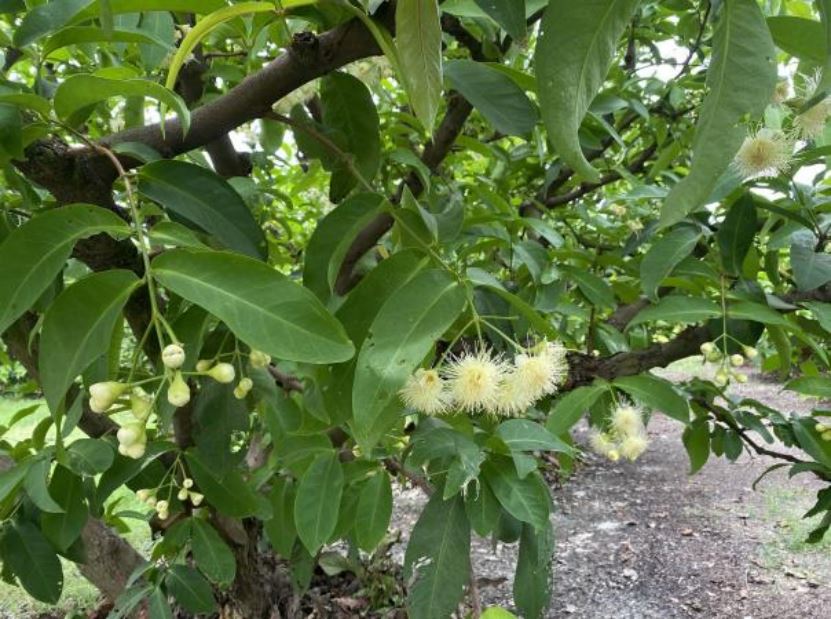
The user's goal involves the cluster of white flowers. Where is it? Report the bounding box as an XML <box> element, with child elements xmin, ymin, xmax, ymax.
<box><xmin>590</xmin><ymin>403</ymin><xmax>650</xmax><ymax>462</ymax></box>
<box><xmin>733</xmin><ymin>128</ymin><xmax>793</xmax><ymax>179</ymax></box>
<box><xmin>136</xmin><ymin>477</ymin><xmax>203</xmax><ymax>521</ymax></box>
<box><xmin>88</xmin><ymin>344</ymin><xmax>273</xmax><ymax>460</ymax></box>
<box><xmin>699</xmin><ymin>342</ymin><xmax>757</xmax><ymax>387</ymax></box>
<box><xmin>399</xmin><ymin>341</ymin><xmax>568</xmax><ymax>417</ymax></box>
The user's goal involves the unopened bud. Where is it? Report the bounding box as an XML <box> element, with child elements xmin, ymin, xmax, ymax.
<box><xmin>700</xmin><ymin>342</ymin><xmax>714</xmax><ymax>355</ymax></box>
<box><xmin>705</xmin><ymin>350</ymin><xmax>722</xmax><ymax>363</ymax></box>
<box><xmin>730</xmin><ymin>354</ymin><xmax>744</xmax><ymax>367</ymax></box>
<box><xmin>249</xmin><ymin>349</ymin><xmax>271</xmax><ymax>369</ymax></box>
<box><xmin>161</xmin><ymin>343</ymin><xmax>186</xmax><ymax>369</ymax></box>
<box><xmin>732</xmin><ymin>371</ymin><xmax>748</xmax><ymax>384</ymax></box>
<box><xmin>177</xmin><ymin>488</ymin><xmax>189</xmax><ymax>501</ymax></box>
<box><xmin>183</xmin><ymin>478</ymin><xmax>194</xmax><ymax>489</ymax></box>
<box><xmin>743</xmin><ymin>345</ymin><xmax>758</xmax><ymax>360</ymax></box>
<box><xmin>195</xmin><ymin>359</ymin><xmax>213</xmax><ymax>372</ymax></box>
<box><xmin>815</xmin><ymin>422</ymin><xmax>828</xmax><ymax>433</ymax></box>
<box><xmin>208</xmin><ymin>362</ymin><xmax>235</xmax><ymax>384</ymax></box>
<box><xmin>136</xmin><ymin>489</ymin><xmax>152</xmax><ymax>502</ymax></box>
<box><xmin>130</xmin><ymin>387</ymin><xmax>153</xmax><ymax>421</ymax></box>
<box><xmin>189</xmin><ymin>492</ymin><xmax>204</xmax><ymax>506</ymax></box>
<box><xmin>120</xmin><ymin>441</ymin><xmax>146</xmax><ymax>459</ymax></box>
<box><xmin>823</xmin><ymin>430</ymin><xmax>831</xmax><ymax>442</ymax></box>
<box><xmin>117</xmin><ymin>422</ymin><xmax>145</xmax><ymax>447</ymax></box>
<box><xmin>167</xmin><ymin>371</ymin><xmax>191</xmax><ymax>408</ymax></box>
<box><xmin>156</xmin><ymin>500</ymin><xmax>169</xmax><ymax>513</ymax></box>
<box><xmin>714</xmin><ymin>368</ymin><xmax>729</xmax><ymax>386</ymax></box>
<box><xmin>89</xmin><ymin>381</ymin><xmax>128</xmax><ymax>413</ymax></box>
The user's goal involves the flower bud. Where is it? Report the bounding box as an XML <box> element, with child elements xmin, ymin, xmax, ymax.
<box><xmin>130</xmin><ymin>387</ymin><xmax>153</xmax><ymax>421</ymax></box>
<box><xmin>249</xmin><ymin>349</ymin><xmax>271</xmax><ymax>369</ymax></box>
<box><xmin>117</xmin><ymin>422</ymin><xmax>145</xmax><ymax>447</ymax></box>
<box><xmin>208</xmin><ymin>362</ymin><xmax>235</xmax><ymax>384</ymax></box>
<box><xmin>714</xmin><ymin>368</ymin><xmax>729</xmax><ymax>387</ymax></box>
<box><xmin>121</xmin><ymin>441</ymin><xmax>146</xmax><ymax>459</ymax></box>
<box><xmin>157</xmin><ymin>508</ymin><xmax>169</xmax><ymax>520</ymax></box>
<box><xmin>189</xmin><ymin>492</ymin><xmax>204</xmax><ymax>506</ymax></box>
<box><xmin>167</xmin><ymin>371</ymin><xmax>191</xmax><ymax>408</ymax></box>
<box><xmin>705</xmin><ymin>350</ymin><xmax>722</xmax><ymax>363</ymax></box>
<box><xmin>183</xmin><ymin>478</ymin><xmax>194</xmax><ymax>489</ymax></box>
<box><xmin>161</xmin><ymin>343</ymin><xmax>185</xmax><ymax>369</ymax></box>
<box><xmin>742</xmin><ymin>345</ymin><xmax>758</xmax><ymax>360</ymax></box>
<box><xmin>234</xmin><ymin>377</ymin><xmax>253</xmax><ymax>399</ymax></box>
<box><xmin>607</xmin><ymin>449</ymin><xmax>620</xmax><ymax>462</ymax></box>
<box><xmin>89</xmin><ymin>381</ymin><xmax>128</xmax><ymax>413</ymax></box>
<box><xmin>730</xmin><ymin>354</ymin><xmax>744</xmax><ymax>367</ymax></box>
<box><xmin>177</xmin><ymin>488</ymin><xmax>189</xmax><ymax>501</ymax></box>
<box><xmin>815</xmin><ymin>422</ymin><xmax>828</xmax><ymax>433</ymax></box>
<box><xmin>136</xmin><ymin>489</ymin><xmax>152</xmax><ymax>502</ymax></box>
<box><xmin>195</xmin><ymin>359</ymin><xmax>213</xmax><ymax>372</ymax></box>
<box><xmin>146</xmin><ymin>496</ymin><xmax>157</xmax><ymax>507</ymax></box>
<box><xmin>732</xmin><ymin>371</ymin><xmax>748</xmax><ymax>384</ymax></box>
<box><xmin>156</xmin><ymin>500</ymin><xmax>169</xmax><ymax>513</ymax></box>
<box><xmin>823</xmin><ymin>430</ymin><xmax>831</xmax><ymax>442</ymax></box>
<box><xmin>700</xmin><ymin>342</ymin><xmax>714</xmax><ymax>355</ymax></box>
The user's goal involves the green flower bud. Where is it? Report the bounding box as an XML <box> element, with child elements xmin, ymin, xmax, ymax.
<box><xmin>161</xmin><ymin>343</ymin><xmax>185</xmax><ymax>369</ymax></box>
<box><xmin>208</xmin><ymin>362</ymin><xmax>235</xmax><ymax>384</ymax></box>
<box><xmin>249</xmin><ymin>349</ymin><xmax>271</xmax><ymax>369</ymax></box>
<box><xmin>730</xmin><ymin>354</ymin><xmax>744</xmax><ymax>367</ymax></box>
<box><xmin>89</xmin><ymin>381</ymin><xmax>128</xmax><ymax>413</ymax></box>
<box><xmin>167</xmin><ymin>371</ymin><xmax>191</xmax><ymax>408</ymax></box>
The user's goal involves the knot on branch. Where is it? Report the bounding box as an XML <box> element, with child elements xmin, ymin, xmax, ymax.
<box><xmin>290</xmin><ymin>31</ymin><xmax>320</xmax><ymax>65</ymax></box>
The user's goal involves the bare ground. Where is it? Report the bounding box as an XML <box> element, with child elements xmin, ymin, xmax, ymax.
<box><xmin>392</xmin><ymin>370</ymin><xmax>831</xmax><ymax>618</ymax></box>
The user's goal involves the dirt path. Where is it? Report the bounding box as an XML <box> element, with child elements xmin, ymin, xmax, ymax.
<box><xmin>393</xmin><ymin>372</ymin><xmax>831</xmax><ymax>618</ymax></box>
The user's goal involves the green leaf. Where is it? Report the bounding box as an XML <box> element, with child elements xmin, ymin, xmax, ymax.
<box><xmin>0</xmin><ymin>460</ymin><xmax>30</xmax><ymax>504</ymax></box>
<box><xmin>42</xmin><ymin>25</ymin><xmax>172</xmax><ymax>57</ymax></box>
<box><xmin>138</xmin><ymin>160</ymin><xmax>265</xmax><ymax>259</ymax></box>
<box><xmin>792</xmin><ymin>418</ymin><xmax>831</xmax><ymax>469</ymax></box>
<box><xmin>767</xmin><ymin>15</ymin><xmax>825</xmax><ymax>63</ymax></box>
<box><xmin>191</xmin><ymin>519</ymin><xmax>236</xmax><ymax>586</ymax></box>
<box><xmin>264</xmin><ymin>477</ymin><xmax>297</xmax><ymax>557</ymax></box>
<box><xmin>786</xmin><ymin>376</ymin><xmax>831</xmax><ymax>398</ymax></box>
<box><xmin>355</xmin><ymin>472</ymin><xmax>393</xmax><ymax>552</ymax></box>
<box><xmin>396</xmin><ymin>0</ymin><xmax>443</xmax><ymax>133</ymax></box>
<box><xmin>40</xmin><ymin>270</ymin><xmax>139</xmax><ymax>413</ymax></box>
<box><xmin>717</xmin><ymin>195</ymin><xmax>757</xmax><ymax>276</ymax></box>
<box><xmin>64</xmin><ymin>438</ymin><xmax>115</xmax><ymax>475</ymax></box>
<box><xmin>185</xmin><ymin>451</ymin><xmax>264</xmax><ymax>519</ymax></box>
<box><xmin>351</xmin><ymin>269</ymin><xmax>466</xmax><ymax>449</ymax></box>
<box><xmin>495</xmin><ymin>419</ymin><xmax>574</xmax><ymax>454</ymax></box>
<box><xmin>0</xmin><ymin>522</ymin><xmax>63</xmax><ymax>604</ymax></box>
<box><xmin>465</xmin><ymin>478</ymin><xmax>501</xmax><ymax>536</ymax></box>
<box><xmin>13</xmin><ymin>0</ymin><xmax>90</xmax><ymax>46</ymax></box>
<box><xmin>41</xmin><ymin>465</ymin><xmax>88</xmax><ymax>551</ymax></box>
<box><xmin>0</xmin><ymin>104</ymin><xmax>23</xmax><ymax>164</ymax></box>
<box><xmin>569</xmin><ymin>268</ymin><xmax>615</xmax><ymax>308</ymax></box>
<box><xmin>483</xmin><ymin>462</ymin><xmax>550</xmax><ymax>530</ymax></box>
<box><xmin>640</xmin><ymin>226</ymin><xmax>701</xmax><ymax>300</ymax></box>
<box><xmin>444</xmin><ymin>60</ymin><xmax>538</xmax><ymax>136</ymax></box>
<box><xmin>23</xmin><ymin>458</ymin><xmax>64</xmax><ymax>513</ymax></box>
<box><xmin>682</xmin><ymin>419</ymin><xmax>710</xmax><ymax>474</ymax></box>
<box><xmin>535</xmin><ymin>0</ymin><xmax>641</xmax><ymax>182</ymax></box>
<box><xmin>804</xmin><ymin>301</ymin><xmax>831</xmax><ymax>332</ymax></box>
<box><xmin>294</xmin><ymin>452</ymin><xmax>344</xmax><ymax>554</ymax></box>
<box><xmin>791</xmin><ymin>243</ymin><xmax>831</xmax><ymax>291</ymax></box>
<box><xmin>481</xmin><ymin>609</ymin><xmax>518</xmax><ymax>619</ymax></box>
<box><xmin>660</xmin><ymin>0</ymin><xmax>776</xmax><ymax>226</ymax></box>
<box><xmin>165</xmin><ymin>565</ymin><xmax>216</xmax><ymax>615</ymax></box>
<box><xmin>304</xmin><ymin>193</ymin><xmax>386</xmax><ymax>301</ymax></box>
<box><xmin>546</xmin><ymin>383</ymin><xmax>606</xmax><ymax>435</ymax></box>
<box><xmin>474</xmin><ymin>0</ymin><xmax>526</xmax><ymax>40</ymax></box>
<box><xmin>54</xmin><ymin>75</ymin><xmax>190</xmax><ymax>134</ymax></box>
<box><xmin>72</xmin><ymin>0</ymin><xmax>224</xmax><ymax>23</ymax></box>
<box><xmin>320</xmin><ymin>72</ymin><xmax>381</xmax><ymax>201</ymax></box>
<box><xmin>0</xmin><ymin>204</ymin><xmax>129</xmax><ymax>335</ymax></box>
<box><xmin>614</xmin><ymin>374</ymin><xmax>690</xmax><ymax>424</ymax></box>
<box><xmin>152</xmin><ymin>249</ymin><xmax>354</xmax><ymax>364</ymax></box>
<box><xmin>628</xmin><ymin>296</ymin><xmax>721</xmax><ymax>327</ymax></box>
<box><xmin>514</xmin><ymin>522</ymin><xmax>554</xmax><ymax>619</ymax></box>
<box><xmin>147</xmin><ymin>588</ymin><xmax>173</xmax><ymax>619</ymax></box>
<box><xmin>728</xmin><ymin>301</ymin><xmax>789</xmax><ymax>327</ymax></box>
<box><xmin>404</xmin><ymin>493</ymin><xmax>471</xmax><ymax>619</ymax></box>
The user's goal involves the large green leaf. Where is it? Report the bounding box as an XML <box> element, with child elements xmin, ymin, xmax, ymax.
<box><xmin>483</xmin><ymin>463</ymin><xmax>550</xmax><ymax>530</ymax></box>
<box><xmin>660</xmin><ymin>0</ymin><xmax>776</xmax><ymax>226</ymax></box>
<box><xmin>495</xmin><ymin>419</ymin><xmax>573</xmax><ymax>454</ymax></box>
<box><xmin>786</xmin><ymin>376</ymin><xmax>831</xmax><ymax>398</ymax></box>
<box><xmin>355</xmin><ymin>472</ymin><xmax>393</xmax><ymax>552</ymax></box>
<box><xmin>0</xmin><ymin>461</ymin><xmax>30</xmax><ymax>504</ymax></box>
<box><xmin>23</xmin><ymin>458</ymin><xmax>64</xmax><ymax>513</ymax></box>
<box><xmin>294</xmin><ymin>452</ymin><xmax>344</xmax><ymax>554</ymax></box>
<box><xmin>628</xmin><ymin>296</ymin><xmax>721</xmax><ymax>327</ymax></box>
<box><xmin>351</xmin><ymin>269</ymin><xmax>466</xmax><ymax>449</ymax></box>
<box><xmin>640</xmin><ymin>226</ymin><xmax>701</xmax><ymax>300</ymax></box>
<box><xmin>717</xmin><ymin>194</ymin><xmax>757</xmax><ymax>276</ymax></box>
<box><xmin>13</xmin><ymin>0</ymin><xmax>91</xmax><ymax>46</ymax></box>
<box><xmin>304</xmin><ymin>193</ymin><xmax>387</xmax><ymax>301</ymax></box>
<box><xmin>545</xmin><ymin>383</ymin><xmax>605</xmax><ymax>435</ymax></box>
<box><xmin>191</xmin><ymin>519</ymin><xmax>236</xmax><ymax>585</ymax></box>
<box><xmin>40</xmin><ymin>465</ymin><xmax>88</xmax><ymax>551</ymax></box>
<box><xmin>138</xmin><ymin>160</ymin><xmax>265</xmax><ymax>259</ymax></box>
<box><xmin>474</xmin><ymin>0</ymin><xmax>526</xmax><ymax>40</ymax></box>
<box><xmin>396</xmin><ymin>0</ymin><xmax>443</xmax><ymax>133</ymax></box>
<box><xmin>682</xmin><ymin>419</ymin><xmax>710</xmax><ymax>474</ymax></box>
<box><xmin>320</xmin><ymin>72</ymin><xmax>381</xmax><ymax>201</ymax></box>
<box><xmin>0</xmin><ymin>522</ymin><xmax>63</xmax><ymax>604</ymax></box>
<box><xmin>613</xmin><ymin>373</ymin><xmax>690</xmax><ymax>424</ymax></box>
<box><xmin>185</xmin><ymin>451</ymin><xmax>264</xmax><ymax>519</ymax></box>
<box><xmin>0</xmin><ymin>204</ymin><xmax>130</xmax><ymax>335</ymax></box>
<box><xmin>152</xmin><ymin>249</ymin><xmax>354</xmax><ymax>364</ymax></box>
<box><xmin>514</xmin><ymin>522</ymin><xmax>554</xmax><ymax>619</ymax></box>
<box><xmin>40</xmin><ymin>270</ymin><xmax>139</xmax><ymax>413</ymax></box>
<box><xmin>404</xmin><ymin>494</ymin><xmax>471</xmax><ymax>619</ymax></box>
<box><xmin>791</xmin><ymin>243</ymin><xmax>831</xmax><ymax>291</ymax></box>
<box><xmin>54</xmin><ymin>75</ymin><xmax>190</xmax><ymax>134</ymax></box>
<box><xmin>165</xmin><ymin>565</ymin><xmax>216</xmax><ymax>615</ymax></box>
<box><xmin>535</xmin><ymin>0</ymin><xmax>641</xmax><ymax>182</ymax></box>
<box><xmin>444</xmin><ymin>60</ymin><xmax>538</xmax><ymax>136</ymax></box>
<box><xmin>264</xmin><ymin>478</ymin><xmax>297</xmax><ymax>557</ymax></box>
<box><xmin>0</xmin><ymin>104</ymin><xmax>23</xmax><ymax>164</ymax></box>
<box><xmin>767</xmin><ymin>15</ymin><xmax>825</xmax><ymax>64</ymax></box>
<box><xmin>71</xmin><ymin>0</ymin><xmax>225</xmax><ymax>23</ymax></box>
<box><xmin>42</xmin><ymin>25</ymin><xmax>172</xmax><ymax>57</ymax></box>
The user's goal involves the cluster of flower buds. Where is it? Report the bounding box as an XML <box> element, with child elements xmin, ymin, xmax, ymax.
<box><xmin>815</xmin><ymin>421</ymin><xmax>831</xmax><ymax>441</ymax></box>
<box><xmin>234</xmin><ymin>377</ymin><xmax>254</xmax><ymax>400</ymax></box>
<box><xmin>136</xmin><ymin>479</ymin><xmax>203</xmax><ymax>520</ymax></box>
<box><xmin>699</xmin><ymin>342</ymin><xmax>757</xmax><ymax>386</ymax></box>
<box><xmin>590</xmin><ymin>403</ymin><xmax>650</xmax><ymax>462</ymax></box>
<box><xmin>174</xmin><ymin>477</ymin><xmax>203</xmax><ymax>506</ymax></box>
<box><xmin>194</xmin><ymin>359</ymin><xmax>236</xmax><ymax>384</ymax></box>
<box><xmin>399</xmin><ymin>341</ymin><xmax>569</xmax><ymax>417</ymax></box>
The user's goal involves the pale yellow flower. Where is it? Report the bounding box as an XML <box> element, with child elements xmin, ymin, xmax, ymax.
<box><xmin>444</xmin><ymin>349</ymin><xmax>506</xmax><ymax>413</ymax></box>
<box><xmin>400</xmin><ymin>368</ymin><xmax>449</xmax><ymax>415</ymax></box>
<box><xmin>611</xmin><ymin>404</ymin><xmax>644</xmax><ymax>437</ymax></box>
<box><xmin>733</xmin><ymin>129</ymin><xmax>792</xmax><ymax>179</ymax></box>
<box><xmin>619</xmin><ymin>432</ymin><xmax>649</xmax><ymax>461</ymax></box>
<box><xmin>772</xmin><ymin>80</ymin><xmax>791</xmax><ymax>105</ymax></box>
<box><xmin>795</xmin><ymin>98</ymin><xmax>831</xmax><ymax>139</ymax></box>
<box><xmin>589</xmin><ymin>431</ymin><xmax>618</xmax><ymax>459</ymax></box>
<box><xmin>494</xmin><ymin>372</ymin><xmax>534</xmax><ymax>416</ymax></box>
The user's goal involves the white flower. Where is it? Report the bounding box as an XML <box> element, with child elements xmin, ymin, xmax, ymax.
<box><xmin>494</xmin><ymin>372</ymin><xmax>534</xmax><ymax>416</ymax></box>
<box><xmin>167</xmin><ymin>371</ymin><xmax>191</xmax><ymax>408</ymax></box>
<box><xmin>619</xmin><ymin>432</ymin><xmax>649</xmax><ymax>461</ymax></box>
<box><xmin>161</xmin><ymin>343</ymin><xmax>185</xmax><ymax>369</ymax></box>
<box><xmin>611</xmin><ymin>404</ymin><xmax>644</xmax><ymax>437</ymax></box>
<box><xmin>130</xmin><ymin>387</ymin><xmax>153</xmax><ymax>421</ymax></box>
<box><xmin>444</xmin><ymin>349</ymin><xmax>507</xmax><ymax>413</ymax></box>
<box><xmin>89</xmin><ymin>381</ymin><xmax>128</xmax><ymax>413</ymax></box>
<box><xmin>589</xmin><ymin>431</ymin><xmax>617</xmax><ymax>458</ymax></box>
<box><xmin>399</xmin><ymin>368</ymin><xmax>449</xmax><ymax>415</ymax></box>
<box><xmin>795</xmin><ymin>97</ymin><xmax>831</xmax><ymax>139</ymax></box>
<box><xmin>733</xmin><ymin>129</ymin><xmax>792</xmax><ymax>179</ymax></box>
<box><xmin>207</xmin><ymin>362</ymin><xmax>236</xmax><ymax>384</ymax></box>
<box><xmin>249</xmin><ymin>349</ymin><xmax>271</xmax><ymax>369</ymax></box>
<box><xmin>772</xmin><ymin>79</ymin><xmax>791</xmax><ymax>105</ymax></box>
<box><xmin>513</xmin><ymin>340</ymin><xmax>569</xmax><ymax>401</ymax></box>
